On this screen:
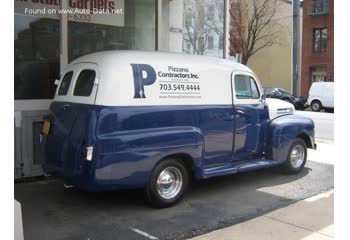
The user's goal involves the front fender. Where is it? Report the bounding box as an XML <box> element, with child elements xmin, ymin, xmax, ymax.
<box><xmin>266</xmin><ymin>114</ymin><xmax>315</xmax><ymax>163</ymax></box>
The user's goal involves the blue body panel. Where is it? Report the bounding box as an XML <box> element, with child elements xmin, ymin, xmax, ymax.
<box><xmin>233</xmin><ymin>104</ymin><xmax>269</xmax><ymax>161</ymax></box>
<box><xmin>44</xmin><ymin>102</ymin><xmax>315</xmax><ymax>191</ymax></box>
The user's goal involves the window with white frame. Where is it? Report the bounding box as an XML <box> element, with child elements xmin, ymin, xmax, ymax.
<box><xmin>161</xmin><ymin>0</ymin><xmax>225</xmax><ymax>58</ymax></box>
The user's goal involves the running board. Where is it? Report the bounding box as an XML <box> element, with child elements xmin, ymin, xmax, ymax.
<box><xmin>203</xmin><ymin>159</ymin><xmax>280</xmax><ymax>178</ymax></box>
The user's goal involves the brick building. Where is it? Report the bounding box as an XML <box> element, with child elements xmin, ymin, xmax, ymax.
<box><xmin>301</xmin><ymin>0</ymin><xmax>334</xmax><ymax>97</ymax></box>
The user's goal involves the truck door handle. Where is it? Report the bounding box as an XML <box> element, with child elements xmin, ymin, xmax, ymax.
<box><xmin>62</xmin><ymin>104</ymin><xmax>71</xmax><ymax>111</ymax></box>
<box><xmin>235</xmin><ymin>110</ymin><xmax>251</xmax><ymax>121</ymax></box>
<box><xmin>235</xmin><ymin>110</ymin><xmax>246</xmax><ymax>117</ymax></box>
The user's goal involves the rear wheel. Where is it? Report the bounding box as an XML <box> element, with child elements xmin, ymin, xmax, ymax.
<box><xmin>282</xmin><ymin>138</ymin><xmax>307</xmax><ymax>174</ymax></box>
<box><xmin>145</xmin><ymin>159</ymin><xmax>189</xmax><ymax>208</ymax></box>
<box><xmin>311</xmin><ymin>100</ymin><xmax>322</xmax><ymax>112</ymax></box>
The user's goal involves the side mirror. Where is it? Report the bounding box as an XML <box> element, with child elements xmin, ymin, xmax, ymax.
<box><xmin>261</xmin><ymin>94</ymin><xmax>266</xmax><ymax>104</ymax></box>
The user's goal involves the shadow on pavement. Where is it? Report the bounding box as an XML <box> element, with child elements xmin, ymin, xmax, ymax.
<box><xmin>14</xmin><ymin>161</ymin><xmax>333</xmax><ymax>240</ymax></box>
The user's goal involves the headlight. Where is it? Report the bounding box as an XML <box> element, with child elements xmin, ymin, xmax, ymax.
<box><xmin>277</xmin><ymin>107</ymin><xmax>294</xmax><ymax>115</ymax></box>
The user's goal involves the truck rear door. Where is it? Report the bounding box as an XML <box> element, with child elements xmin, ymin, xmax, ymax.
<box><xmin>44</xmin><ymin>63</ymin><xmax>99</xmax><ymax>178</ymax></box>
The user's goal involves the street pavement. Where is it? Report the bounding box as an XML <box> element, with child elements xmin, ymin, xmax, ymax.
<box><xmin>191</xmin><ymin>190</ymin><xmax>334</xmax><ymax>240</ymax></box>
<box><xmin>14</xmin><ymin>111</ymin><xmax>334</xmax><ymax>240</ymax></box>
<box><xmin>295</xmin><ymin>110</ymin><xmax>334</xmax><ymax>141</ymax></box>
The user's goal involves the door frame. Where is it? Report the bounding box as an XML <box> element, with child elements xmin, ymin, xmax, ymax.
<box><xmin>231</xmin><ymin>70</ymin><xmax>263</xmax><ymax>105</ymax></box>
<box><xmin>230</xmin><ymin>71</ymin><xmax>265</xmax><ymax>161</ymax></box>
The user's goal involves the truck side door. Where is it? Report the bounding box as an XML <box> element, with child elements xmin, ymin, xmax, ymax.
<box><xmin>231</xmin><ymin>72</ymin><xmax>269</xmax><ymax>161</ymax></box>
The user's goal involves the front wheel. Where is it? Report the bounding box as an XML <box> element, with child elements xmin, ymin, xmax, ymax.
<box><xmin>282</xmin><ymin>138</ymin><xmax>307</xmax><ymax>174</ymax></box>
<box><xmin>145</xmin><ymin>159</ymin><xmax>189</xmax><ymax>208</ymax></box>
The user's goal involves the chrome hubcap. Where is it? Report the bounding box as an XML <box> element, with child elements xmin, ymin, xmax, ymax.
<box><xmin>312</xmin><ymin>103</ymin><xmax>320</xmax><ymax>111</ymax></box>
<box><xmin>157</xmin><ymin>167</ymin><xmax>183</xmax><ymax>199</ymax></box>
<box><xmin>290</xmin><ymin>145</ymin><xmax>305</xmax><ymax>168</ymax></box>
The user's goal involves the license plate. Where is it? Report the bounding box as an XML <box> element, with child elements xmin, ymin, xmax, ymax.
<box><xmin>42</xmin><ymin>120</ymin><xmax>51</xmax><ymax>135</ymax></box>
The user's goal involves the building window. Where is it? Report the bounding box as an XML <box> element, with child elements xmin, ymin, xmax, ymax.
<box><xmin>14</xmin><ymin>0</ymin><xmax>156</xmax><ymax>100</ymax></box>
<box><xmin>208</xmin><ymin>36</ymin><xmax>214</xmax><ymax>50</ymax></box>
<box><xmin>312</xmin><ymin>74</ymin><xmax>325</xmax><ymax>82</ymax></box>
<box><xmin>14</xmin><ymin>15</ymin><xmax>60</xmax><ymax>100</ymax></box>
<box><xmin>197</xmin><ymin>37</ymin><xmax>205</xmax><ymax>52</ymax></box>
<box><xmin>308</xmin><ymin>0</ymin><xmax>329</xmax><ymax>15</ymax></box>
<box><xmin>311</xmin><ymin>66</ymin><xmax>327</xmax><ymax>83</ymax></box>
<box><xmin>219</xmin><ymin>36</ymin><xmax>224</xmax><ymax>50</ymax></box>
<box><xmin>313</xmin><ymin>28</ymin><xmax>327</xmax><ymax>53</ymax></box>
<box><xmin>161</xmin><ymin>0</ymin><xmax>225</xmax><ymax>58</ymax></box>
<box><xmin>68</xmin><ymin>0</ymin><xmax>155</xmax><ymax>62</ymax></box>
<box><xmin>208</xmin><ymin>5</ymin><xmax>215</xmax><ymax>20</ymax></box>
<box><xmin>15</xmin><ymin>0</ymin><xmax>225</xmax><ymax>102</ymax></box>
<box><xmin>186</xmin><ymin>42</ymin><xmax>192</xmax><ymax>52</ymax></box>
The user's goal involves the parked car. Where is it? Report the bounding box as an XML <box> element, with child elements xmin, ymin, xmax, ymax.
<box><xmin>264</xmin><ymin>87</ymin><xmax>307</xmax><ymax>110</ymax></box>
<box><xmin>43</xmin><ymin>51</ymin><xmax>316</xmax><ymax>208</ymax></box>
<box><xmin>307</xmin><ymin>82</ymin><xmax>334</xmax><ymax>112</ymax></box>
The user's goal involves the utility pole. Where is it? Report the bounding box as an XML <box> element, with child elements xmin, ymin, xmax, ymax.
<box><xmin>292</xmin><ymin>0</ymin><xmax>301</xmax><ymax>96</ymax></box>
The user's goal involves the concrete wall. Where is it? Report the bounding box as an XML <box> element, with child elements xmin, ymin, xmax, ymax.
<box><xmin>245</xmin><ymin>0</ymin><xmax>298</xmax><ymax>93</ymax></box>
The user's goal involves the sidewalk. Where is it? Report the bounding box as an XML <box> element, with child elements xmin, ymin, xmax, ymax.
<box><xmin>308</xmin><ymin>140</ymin><xmax>334</xmax><ymax>165</ymax></box>
<box><xmin>191</xmin><ymin>190</ymin><xmax>334</xmax><ymax>240</ymax></box>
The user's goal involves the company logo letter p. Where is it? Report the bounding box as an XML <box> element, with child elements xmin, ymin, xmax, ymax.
<box><xmin>131</xmin><ymin>64</ymin><xmax>157</xmax><ymax>98</ymax></box>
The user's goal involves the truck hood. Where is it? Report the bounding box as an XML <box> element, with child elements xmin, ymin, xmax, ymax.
<box><xmin>266</xmin><ymin>98</ymin><xmax>295</xmax><ymax>120</ymax></box>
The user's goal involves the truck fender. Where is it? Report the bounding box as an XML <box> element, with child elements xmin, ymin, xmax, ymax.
<box><xmin>265</xmin><ymin>115</ymin><xmax>315</xmax><ymax>163</ymax></box>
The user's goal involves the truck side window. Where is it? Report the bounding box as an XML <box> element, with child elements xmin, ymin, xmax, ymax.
<box><xmin>58</xmin><ymin>71</ymin><xmax>73</xmax><ymax>96</ymax></box>
<box><xmin>73</xmin><ymin>70</ymin><xmax>96</xmax><ymax>97</ymax></box>
<box><xmin>234</xmin><ymin>75</ymin><xmax>260</xmax><ymax>99</ymax></box>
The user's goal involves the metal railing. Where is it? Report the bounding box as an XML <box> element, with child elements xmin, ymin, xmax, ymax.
<box><xmin>308</xmin><ymin>0</ymin><xmax>329</xmax><ymax>15</ymax></box>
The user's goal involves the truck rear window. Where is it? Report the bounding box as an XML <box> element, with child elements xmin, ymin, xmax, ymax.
<box><xmin>58</xmin><ymin>72</ymin><xmax>73</xmax><ymax>96</ymax></box>
<box><xmin>73</xmin><ymin>70</ymin><xmax>96</xmax><ymax>97</ymax></box>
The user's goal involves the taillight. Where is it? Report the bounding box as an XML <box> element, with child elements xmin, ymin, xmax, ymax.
<box><xmin>85</xmin><ymin>146</ymin><xmax>94</xmax><ymax>161</ymax></box>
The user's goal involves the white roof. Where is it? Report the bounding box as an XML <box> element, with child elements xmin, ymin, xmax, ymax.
<box><xmin>63</xmin><ymin>50</ymin><xmax>256</xmax><ymax>106</ymax></box>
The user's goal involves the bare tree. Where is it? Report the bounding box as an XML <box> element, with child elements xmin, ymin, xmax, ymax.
<box><xmin>183</xmin><ymin>0</ymin><xmax>209</xmax><ymax>55</ymax></box>
<box><xmin>229</xmin><ymin>0</ymin><xmax>282</xmax><ymax>65</ymax></box>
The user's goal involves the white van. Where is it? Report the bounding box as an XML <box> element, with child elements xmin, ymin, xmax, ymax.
<box><xmin>43</xmin><ymin>51</ymin><xmax>316</xmax><ymax>207</ymax></box>
<box><xmin>307</xmin><ymin>82</ymin><xmax>334</xmax><ymax>112</ymax></box>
